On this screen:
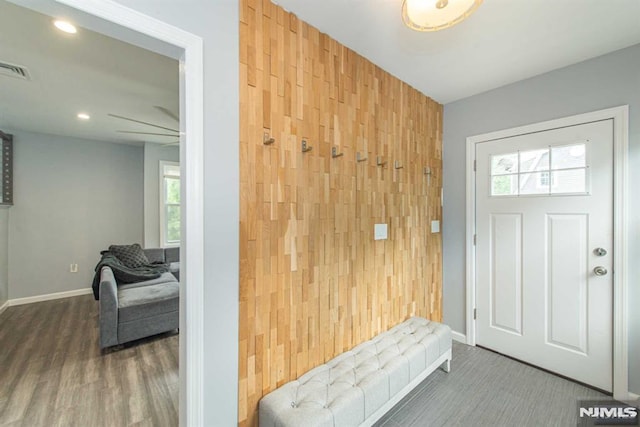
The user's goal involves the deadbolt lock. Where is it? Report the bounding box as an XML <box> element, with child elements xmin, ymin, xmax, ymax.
<box><xmin>594</xmin><ymin>248</ymin><xmax>607</xmax><ymax>257</ymax></box>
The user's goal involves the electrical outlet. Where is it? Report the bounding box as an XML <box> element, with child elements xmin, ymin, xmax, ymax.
<box><xmin>70</xmin><ymin>263</ymin><xmax>78</xmax><ymax>273</ymax></box>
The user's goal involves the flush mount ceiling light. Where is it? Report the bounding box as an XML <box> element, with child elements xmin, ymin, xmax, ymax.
<box><xmin>54</xmin><ymin>20</ymin><xmax>77</xmax><ymax>34</ymax></box>
<box><xmin>402</xmin><ymin>0</ymin><xmax>483</xmax><ymax>32</ymax></box>
<box><xmin>77</xmin><ymin>113</ymin><xmax>90</xmax><ymax>120</ymax></box>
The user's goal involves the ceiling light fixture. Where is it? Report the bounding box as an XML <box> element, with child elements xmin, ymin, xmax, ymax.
<box><xmin>54</xmin><ymin>20</ymin><xmax>77</xmax><ymax>34</ymax></box>
<box><xmin>77</xmin><ymin>113</ymin><xmax>90</xmax><ymax>120</ymax></box>
<box><xmin>402</xmin><ymin>0</ymin><xmax>482</xmax><ymax>32</ymax></box>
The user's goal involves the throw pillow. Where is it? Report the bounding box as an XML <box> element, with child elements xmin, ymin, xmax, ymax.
<box><xmin>109</xmin><ymin>243</ymin><xmax>149</xmax><ymax>268</ymax></box>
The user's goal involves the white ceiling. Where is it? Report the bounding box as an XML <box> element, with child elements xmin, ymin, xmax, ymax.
<box><xmin>0</xmin><ymin>0</ymin><xmax>178</xmax><ymax>145</ymax></box>
<box><xmin>274</xmin><ymin>0</ymin><xmax>640</xmax><ymax>104</ymax></box>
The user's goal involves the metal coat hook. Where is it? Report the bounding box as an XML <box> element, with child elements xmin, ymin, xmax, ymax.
<box><xmin>394</xmin><ymin>160</ymin><xmax>403</xmax><ymax>169</ymax></box>
<box><xmin>263</xmin><ymin>132</ymin><xmax>275</xmax><ymax>145</ymax></box>
<box><xmin>376</xmin><ymin>156</ymin><xmax>386</xmax><ymax>166</ymax></box>
<box><xmin>356</xmin><ymin>152</ymin><xmax>368</xmax><ymax>162</ymax></box>
<box><xmin>332</xmin><ymin>147</ymin><xmax>344</xmax><ymax>158</ymax></box>
<box><xmin>424</xmin><ymin>167</ymin><xmax>432</xmax><ymax>185</ymax></box>
<box><xmin>302</xmin><ymin>139</ymin><xmax>313</xmax><ymax>153</ymax></box>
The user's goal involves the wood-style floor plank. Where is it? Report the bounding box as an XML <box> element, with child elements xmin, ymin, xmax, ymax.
<box><xmin>0</xmin><ymin>295</ymin><xmax>178</xmax><ymax>427</ymax></box>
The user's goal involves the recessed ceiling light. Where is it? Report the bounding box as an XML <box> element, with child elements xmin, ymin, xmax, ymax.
<box><xmin>77</xmin><ymin>113</ymin><xmax>90</xmax><ymax>120</ymax></box>
<box><xmin>54</xmin><ymin>20</ymin><xmax>77</xmax><ymax>34</ymax></box>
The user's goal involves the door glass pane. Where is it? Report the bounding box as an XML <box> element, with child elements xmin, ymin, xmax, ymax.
<box><xmin>520</xmin><ymin>172</ymin><xmax>549</xmax><ymax>195</ymax></box>
<box><xmin>166</xmin><ymin>205</ymin><xmax>181</xmax><ymax>243</ymax></box>
<box><xmin>551</xmin><ymin>143</ymin><xmax>586</xmax><ymax>170</ymax></box>
<box><xmin>492</xmin><ymin>175</ymin><xmax>518</xmax><ymax>196</ymax></box>
<box><xmin>551</xmin><ymin>169</ymin><xmax>586</xmax><ymax>194</ymax></box>
<box><xmin>489</xmin><ymin>143</ymin><xmax>588</xmax><ymax>197</ymax></box>
<box><xmin>520</xmin><ymin>148</ymin><xmax>549</xmax><ymax>172</ymax></box>
<box><xmin>491</xmin><ymin>153</ymin><xmax>518</xmax><ymax>175</ymax></box>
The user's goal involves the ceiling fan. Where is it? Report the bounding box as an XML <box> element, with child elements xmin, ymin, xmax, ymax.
<box><xmin>109</xmin><ymin>106</ymin><xmax>180</xmax><ymax>146</ymax></box>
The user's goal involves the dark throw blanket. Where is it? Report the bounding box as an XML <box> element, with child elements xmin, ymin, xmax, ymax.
<box><xmin>92</xmin><ymin>251</ymin><xmax>170</xmax><ymax>300</ymax></box>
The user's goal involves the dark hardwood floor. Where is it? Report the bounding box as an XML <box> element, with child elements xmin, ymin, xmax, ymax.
<box><xmin>0</xmin><ymin>295</ymin><xmax>178</xmax><ymax>427</ymax></box>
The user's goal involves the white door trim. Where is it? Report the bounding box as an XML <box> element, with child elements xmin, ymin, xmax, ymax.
<box><xmin>465</xmin><ymin>106</ymin><xmax>629</xmax><ymax>399</ymax></box>
<box><xmin>53</xmin><ymin>0</ymin><xmax>205</xmax><ymax>425</ymax></box>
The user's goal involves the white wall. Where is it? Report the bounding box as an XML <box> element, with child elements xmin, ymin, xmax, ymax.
<box><xmin>143</xmin><ymin>142</ymin><xmax>179</xmax><ymax>248</ymax></box>
<box><xmin>108</xmin><ymin>1</ymin><xmax>240</xmax><ymax>425</ymax></box>
<box><xmin>7</xmin><ymin>130</ymin><xmax>143</xmax><ymax>299</ymax></box>
<box><xmin>442</xmin><ymin>43</ymin><xmax>640</xmax><ymax>394</ymax></box>
<box><xmin>0</xmin><ymin>208</ymin><xmax>8</xmax><ymax>308</ymax></box>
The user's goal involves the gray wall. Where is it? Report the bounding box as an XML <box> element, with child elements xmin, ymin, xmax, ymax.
<box><xmin>0</xmin><ymin>208</ymin><xmax>8</xmax><ymax>308</ymax></box>
<box><xmin>442</xmin><ymin>43</ymin><xmax>640</xmax><ymax>394</ymax></box>
<box><xmin>7</xmin><ymin>130</ymin><xmax>143</xmax><ymax>299</ymax></box>
<box><xmin>143</xmin><ymin>142</ymin><xmax>179</xmax><ymax>248</ymax></box>
<box><xmin>109</xmin><ymin>1</ymin><xmax>240</xmax><ymax>425</ymax></box>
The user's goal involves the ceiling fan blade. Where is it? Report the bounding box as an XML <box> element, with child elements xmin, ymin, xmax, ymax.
<box><xmin>108</xmin><ymin>113</ymin><xmax>179</xmax><ymax>133</ymax></box>
<box><xmin>154</xmin><ymin>106</ymin><xmax>179</xmax><ymax>122</ymax></box>
<box><xmin>117</xmin><ymin>130</ymin><xmax>179</xmax><ymax>137</ymax></box>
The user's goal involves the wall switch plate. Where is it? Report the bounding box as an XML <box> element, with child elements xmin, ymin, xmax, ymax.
<box><xmin>374</xmin><ymin>223</ymin><xmax>388</xmax><ymax>240</ymax></box>
<box><xmin>70</xmin><ymin>263</ymin><xmax>78</xmax><ymax>273</ymax></box>
<box><xmin>431</xmin><ymin>220</ymin><xmax>440</xmax><ymax>233</ymax></box>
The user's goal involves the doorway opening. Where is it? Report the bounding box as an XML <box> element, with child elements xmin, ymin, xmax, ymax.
<box><xmin>1</xmin><ymin>0</ymin><xmax>205</xmax><ymax>424</ymax></box>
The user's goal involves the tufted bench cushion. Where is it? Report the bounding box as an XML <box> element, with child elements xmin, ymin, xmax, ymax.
<box><xmin>259</xmin><ymin>317</ymin><xmax>452</xmax><ymax>427</ymax></box>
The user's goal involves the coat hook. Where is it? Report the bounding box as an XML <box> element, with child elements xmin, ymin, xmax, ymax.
<box><xmin>331</xmin><ymin>147</ymin><xmax>344</xmax><ymax>158</ymax></box>
<box><xmin>263</xmin><ymin>132</ymin><xmax>275</xmax><ymax>145</ymax></box>
<box><xmin>376</xmin><ymin>156</ymin><xmax>386</xmax><ymax>166</ymax></box>
<box><xmin>302</xmin><ymin>139</ymin><xmax>313</xmax><ymax>153</ymax></box>
<box><xmin>394</xmin><ymin>160</ymin><xmax>403</xmax><ymax>169</ymax></box>
<box><xmin>356</xmin><ymin>152</ymin><xmax>368</xmax><ymax>162</ymax></box>
<box><xmin>424</xmin><ymin>167</ymin><xmax>432</xmax><ymax>184</ymax></box>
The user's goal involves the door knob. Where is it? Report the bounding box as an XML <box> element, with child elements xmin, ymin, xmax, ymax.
<box><xmin>593</xmin><ymin>266</ymin><xmax>608</xmax><ymax>276</ymax></box>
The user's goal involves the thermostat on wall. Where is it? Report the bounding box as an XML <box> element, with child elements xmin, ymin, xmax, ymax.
<box><xmin>374</xmin><ymin>223</ymin><xmax>388</xmax><ymax>240</ymax></box>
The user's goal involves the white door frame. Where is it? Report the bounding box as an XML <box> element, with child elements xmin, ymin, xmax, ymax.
<box><xmin>52</xmin><ymin>0</ymin><xmax>205</xmax><ymax>424</ymax></box>
<box><xmin>465</xmin><ymin>106</ymin><xmax>629</xmax><ymax>399</ymax></box>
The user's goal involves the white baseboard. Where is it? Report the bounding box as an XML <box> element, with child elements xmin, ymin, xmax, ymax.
<box><xmin>8</xmin><ymin>288</ymin><xmax>92</xmax><ymax>307</ymax></box>
<box><xmin>629</xmin><ymin>392</ymin><xmax>639</xmax><ymax>401</ymax></box>
<box><xmin>451</xmin><ymin>330</ymin><xmax>467</xmax><ymax>344</ymax></box>
<box><xmin>0</xmin><ymin>299</ymin><xmax>9</xmax><ymax>316</ymax></box>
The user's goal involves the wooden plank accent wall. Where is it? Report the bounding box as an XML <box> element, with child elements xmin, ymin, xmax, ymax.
<box><xmin>239</xmin><ymin>1</ymin><xmax>443</xmax><ymax>425</ymax></box>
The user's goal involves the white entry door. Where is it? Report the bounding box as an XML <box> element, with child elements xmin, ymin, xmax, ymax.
<box><xmin>475</xmin><ymin>119</ymin><xmax>613</xmax><ymax>391</ymax></box>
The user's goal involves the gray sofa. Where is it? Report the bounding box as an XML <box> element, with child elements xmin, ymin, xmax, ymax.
<box><xmin>99</xmin><ymin>247</ymin><xmax>180</xmax><ymax>349</ymax></box>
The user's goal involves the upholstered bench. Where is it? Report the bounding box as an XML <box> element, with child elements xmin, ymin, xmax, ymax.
<box><xmin>259</xmin><ymin>317</ymin><xmax>452</xmax><ymax>427</ymax></box>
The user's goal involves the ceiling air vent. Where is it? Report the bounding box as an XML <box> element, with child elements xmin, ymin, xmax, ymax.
<box><xmin>0</xmin><ymin>61</ymin><xmax>31</xmax><ymax>81</ymax></box>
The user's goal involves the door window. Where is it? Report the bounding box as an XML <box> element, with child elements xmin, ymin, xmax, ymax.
<box><xmin>490</xmin><ymin>142</ymin><xmax>588</xmax><ymax>197</ymax></box>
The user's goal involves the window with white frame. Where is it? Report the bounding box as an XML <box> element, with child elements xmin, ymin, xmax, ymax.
<box><xmin>490</xmin><ymin>142</ymin><xmax>588</xmax><ymax>197</ymax></box>
<box><xmin>160</xmin><ymin>161</ymin><xmax>180</xmax><ymax>247</ymax></box>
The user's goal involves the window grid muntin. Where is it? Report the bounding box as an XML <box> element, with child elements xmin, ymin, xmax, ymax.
<box><xmin>489</xmin><ymin>142</ymin><xmax>589</xmax><ymax>197</ymax></box>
